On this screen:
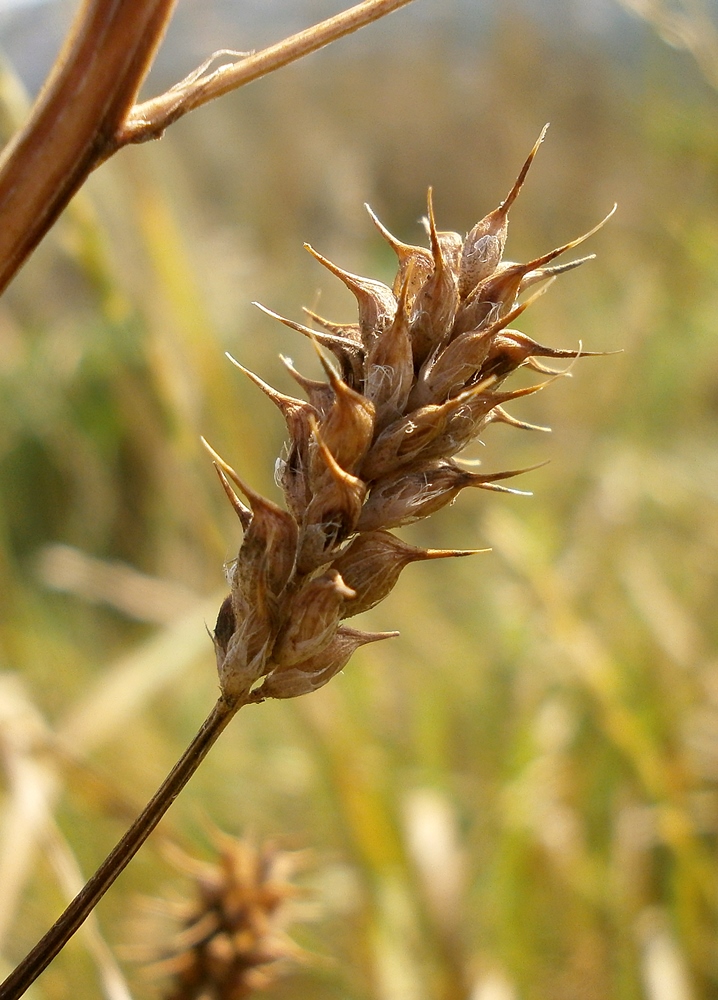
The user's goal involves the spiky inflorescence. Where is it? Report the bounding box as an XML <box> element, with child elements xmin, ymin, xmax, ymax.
<box><xmin>145</xmin><ymin>834</ymin><xmax>306</xmax><ymax>1000</ymax></box>
<box><xmin>207</xmin><ymin>127</ymin><xmax>613</xmax><ymax>704</ymax></box>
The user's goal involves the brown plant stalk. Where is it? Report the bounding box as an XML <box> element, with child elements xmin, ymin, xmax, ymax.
<box><xmin>0</xmin><ymin>0</ymin><xmax>417</xmax><ymax>294</ymax></box>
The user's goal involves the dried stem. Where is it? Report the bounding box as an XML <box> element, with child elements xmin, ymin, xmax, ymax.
<box><xmin>0</xmin><ymin>0</ymin><xmax>417</xmax><ymax>295</ymax></box>
<box><xmin>115</xmin><ymin>0</ymin><xmax>417</xmax><ymax>146</ymax></box>
<box><xmin>0</xmin><ymin>0</ymin><xmax>178</xmax><ymax>293</ymax></box>
<box><xmin>0</xmin><ymin>695</ymin><xmax>242</xmax><ymax>1000</ymax></box>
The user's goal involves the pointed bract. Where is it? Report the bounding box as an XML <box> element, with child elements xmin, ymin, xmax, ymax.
<box><xmin>254</xmin><ymin>301</ymin><xmax>365</xmax><ymax>386</ymax></box>
<box><xmin>304</xmin><ymin>242</ymin><xmax>397</xmax><ymax>344</ymax></box>
<box><xmin>256</xmin><ymin>626</ymin><xmax>399</xmax><ymax>700</ymax></box>
<box><xmin>409</xmin><ymin>188</ymin><xmax>460</xmax><ymax>367</ymax></box>
<box><xmin>309</xmin><ymin>346</ymin><xmax>376</xmax><ymax>477</ymax></box>
<box><xmin>459</xmin><ymin>124</ymin><xmax>548</xmax><ymax>298</ymax></box>
<box><xmin>273</xmin><ymin>569</ymin><xmax>356</xmax><ymax>667</ymax></box>
<box><xmin>365</xmin><ymin>202</ymin><xmax>434</xmax><ymax>299</ymax></box>
<box><xmin>364</xmin><ymin>261</ymin><xmax>416</xmax><ymax>429</ymax></box>
<box><xmin>332</xmin><ymin>530</ymin><xmax>484</xmax><ymax>616</ymax></box>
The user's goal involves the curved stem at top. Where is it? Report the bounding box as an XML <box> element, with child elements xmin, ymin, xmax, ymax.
<box><xmin>0</xmin><ymin>0</ymin><xmax>178</xmax><ymax>294</ymax></box>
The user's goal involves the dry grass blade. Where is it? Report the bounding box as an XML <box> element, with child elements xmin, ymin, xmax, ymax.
<box><xmin>0</xmin><ymin>683</ymin><xmax>132</xmax><ymax>999</ymax></box>
<box><xmin>618</xmin><ymin>0</ymin><xmax>718</xmax><ymax>89</ymax></box>
<box><xmin>0</xmin><ymin>677</ymin><xmax>58</xmax><ymax>951</ymax></box>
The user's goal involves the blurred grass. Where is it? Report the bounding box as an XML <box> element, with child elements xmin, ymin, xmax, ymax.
<box><xmin>1</xmin><ymin>3</ymin><xmax>718</xmax><ymax>998</ymax></box>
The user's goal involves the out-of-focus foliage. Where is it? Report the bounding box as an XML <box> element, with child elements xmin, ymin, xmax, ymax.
<box><xmin>0</xmin><ymin>3</ymin><xmax>717</xmax><ymax>998</ymax></box>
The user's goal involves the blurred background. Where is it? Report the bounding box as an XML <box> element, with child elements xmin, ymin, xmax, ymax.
<box><xmin>0</xmin><ymin>0</ymin><xmax>717</xmax><ymax>997</ymax></box>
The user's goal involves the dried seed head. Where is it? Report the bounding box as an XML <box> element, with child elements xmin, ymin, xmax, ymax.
<box><xmin>356</xmin><ymin>460</ymin><xmax>536</xmax><ymax>532</ymax></box>
<box><xmin>455</xmin><ymin>204</ymin><xmax>616</xmax><ymax>336</ymax></box>
<box><xmin>364</xmin><ymin>263</ymin><xmax>416</xmax><ymax>430</ymax></box>
<box><xmin>216</xmin><ymin>607</ymin><xmax>275</xmax><ymax>701</ymax></box>
<box><xmin>518</xmin><ymin>253</ymin><xmax>595</xmax><ymax>294</ymax></box>
<box><xmin>408</xmin><ymin>291</ymin><xmax>540</xmax><ymax>410</ymax></box>
<box><xmin>202</xmin><ymin>441</ymin><xmax>296</xmax><ymax>603</ymax></box>
<box><xmin>213</xmin><ymin>466</ymin><xmax>252</xmax><ymax>531</ymax></box>
<box><xmin>308</xmin><ymin>348</ymin><xmax>375</xmax><ymax>478</ymax></box>
<box><xmin>435</xmin><ymin>228</ymin><xmax>464</xmax><ymax>274</ymax></box>
<box><xmin>478</xmin><ymin>330</ymin><xmax>607</xmax><ymax>381</ymax></box>
<box><xmin>213</xmin><ymin>596</ymin><xmax>236</xmax><ymax>657</ymax></box>
<box><xmin>279</xmin><ymin>355</ymin><xmax>335</xmax><ymax>416</ymax></box>
<box><xmin>254</xmin><ymin>302</ymin><xmax>365</xmax><ymax>387</ymax></box>
<box><xmin>361</xmin><ymin>376</ymin><xmax>510</xmax><ymax>481</ymax></box>
<box><xmin>209</xmin><ymin>132</ymin><xmax>613</xmax><ymax>704</ymax></box>
<box><xmin>364</xmin><ymin>202</ymin><xmax>434</xmax><ymax>299</ymax></box>
<box><xmin>202</xmin><ymin>439</ymin><xmax>298</xmax><ymax>699</ymax></box>
<box><xmin>487</xmin><ymin>404</ymin><xmax>552</xmax><ymax>433</ymax></box>
<box><xmin>139</xmin><ymin>831</ymin><xmax>308</xmax><ymax>1000</ymax></box>
<box><xmin>298</xmin><ymin>418</ymin><xmax>367</xmax><ymax>574</ymax></box>
<box><xmin>226</xmin><ymin>354</ymin><xmax>318</xmax><ymax>454</ymax></box>
<box><xmin>301</xmin><ymin>307</ymin><xmax>361</xmax><ymax>345</ymax></box>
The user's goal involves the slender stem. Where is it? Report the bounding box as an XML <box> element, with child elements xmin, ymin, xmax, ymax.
<box><xmin>114</xmin><ymin>0</ymin><xmax>417</xmax><ymax>146</ymax></box>
<box><xmin>0</xmin><ymin>696</ymin><xmax>241</xmax><ymax>1000</ymax></box>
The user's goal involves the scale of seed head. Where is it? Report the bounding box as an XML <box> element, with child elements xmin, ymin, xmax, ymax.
<box><xmin>206</xmin><ymin>126</ymin><xmax>614</xmax><ymax>706</ymax></box>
